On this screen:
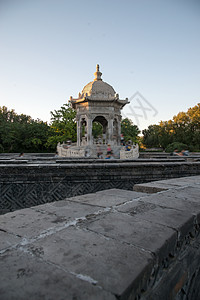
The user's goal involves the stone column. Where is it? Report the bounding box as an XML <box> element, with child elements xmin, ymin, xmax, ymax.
<box><xmin>76</xmin><ymin>118</ymin><xmax>81</xmax><ymax>147</ymax></box>
<box><xmin>107</xmin><ymin>118</ymin><xmax>114</xmax><ymax>145</ymax></box>
<box><xmin>118</xmin><ymin>116</ymin><xmax>121</xmax><ymax>145</ymax></box>
<box><xmin>86</xmin><ymin>116</ymin><xmax>93</xmax><ymax>146</ymax></box>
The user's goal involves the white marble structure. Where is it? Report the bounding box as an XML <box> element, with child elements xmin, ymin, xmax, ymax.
<box><xmin>120</xmin><ymin>144</ymin><xmax>139</xmax><ymax>159</ymax></box>
<box><xmin>70</xmin><ymin>64</ymin><xmax>128</xmax><ymax>147</ymax></box>
<box><xmin>57</xmin><ymin>65</ymin><xmax>139</xmax><ymax>159</ymax></box>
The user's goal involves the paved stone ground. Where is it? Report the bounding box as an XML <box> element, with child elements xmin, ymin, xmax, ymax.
<box><xmin>0</xmin><ymin>176</ymin><xmax>200</xmax><ymax>299</ymax></box>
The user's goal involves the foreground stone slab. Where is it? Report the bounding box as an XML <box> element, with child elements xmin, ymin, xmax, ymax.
<box><xmin>69</xmin><ymin>189</ymin><xmax>148</xmax><ymax>207</ymax></box>
<box><xmin>0</xmin><ymin>176</ymin><xmax>200</xmax><ymax>299</ymax></box>
<box><xmin>0</xmin><ymin>231</ymin><xmax>21</xmax><ymax>252</ymax></box>
<box><xmin>83</xmin><ymin>211</ymin><xmax>177</xmax><ymax>262</ymax></box>
<box><xmin>0</xmin><ymin>201</ymin><xmax>103</xmax><ymax>241</ymax></box>
<box><xmin>134</xmin><ymin>186</ymin><xmax>200</xmax><ymax>225</ymax></box>
<box><xmin>23</xmin><ymin>226</ymin><xmax>153</xmax><ymax>297</ymax></box>
<box><xmin>0</xmin><ymin>249</ymin><xmax>116</xmax><ymax>300</ymax></box>
<box><xmin>133</xmin><ymin>175</ymin><xmax>200</xmax><ymax>193</ymax></box>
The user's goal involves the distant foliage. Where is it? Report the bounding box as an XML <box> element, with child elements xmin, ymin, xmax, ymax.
<box><xmin>0</xmin><ymin>106</ymin><xmax>53</xmax><ymax>153</ymax></box>
<box><xmin>1</xmin><ymin>103</ymin><xmax>199</xmax><ymax>153</ymax></box>
<box><xmin>142</xmin><ymin>125</ymin><xmax>160</xmax><ymax>148</ymax></box>
<box><xmin>142</xmin><ymin>103</ymin><xmax>200</xmax><ymax>151</ymax></box>
<box><xmin>165</xmin><ymin>142</ymin><xmax>188</xmax><ymax>153</ymax></box>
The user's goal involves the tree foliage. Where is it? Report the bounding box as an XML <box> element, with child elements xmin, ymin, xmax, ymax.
<box><xmin>0</xmin><ymin>106</ymin><xmax>52</xmax><ymax>153</ymax></box>
<box><xmin>46</xmin><ymin>103</ymin><xmax>77</xmax><ymax>149</ymax></box>
<box><xmin>121</xmin><ymin>118</ymin><xmax>140</xmax><ymax>142</ymax></box>
<box><xmin>165</xmin><ymin>142</ymin><xmax>188</xmax><ymax>153</ymax></box>
<box><xmin>142</xmin><ymin>103</ymin><xmax>200</xmax><ymax>151</ymax></box>
<box><xmin>92</xmin><ymin>122</ymin><xmax>103</xmax><ymax>139</ymax></box>
<box><xmin>1</xmin><ymin>102</ymin><xmax>199</xmax><ymax>153</ymax></box>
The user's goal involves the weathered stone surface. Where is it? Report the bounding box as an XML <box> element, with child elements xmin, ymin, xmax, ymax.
<box><xmin>143</xmin><ymin>233</ymin><xmax>200</xmax><ymax>300</ymax></box>
<box><xmin>133</xmin><ymin>175</ymin><xmax>200</xmax><ymax>193</ymax></box>
<box><xmin>0</xmin><ymin>230</ymin><xmax>21</xmax><ymax>251</ymax></box>
<box><xmin>133</xmin><ymin>182</ymin><xmax>178</xmax><ymax>193</ymax></box>
<box><xmin>25</xmin><ymin>226</ymin><xmax>153</xmax><ymax>297</ymax></box>
<box><xmin>0</xmin><ymin>249</ymin><xmax>116</xmax><ymax>300</ymax></box>
<box><xmin>0</xmin><ymin>162</ymin><xmax>200</xmax><ymax>214</ymax></box>
<box><xmin>69</xmin><ymin>189</ymin><xmax>147</xmax><ymax>207</ymax></box>
<box><xmin>135</xmin><ymin>187</ymin><xmax>200</xmax><ymax>225</ymax></box>
<box><xmin>118</xmin><ymin>203</ymin><xmax>196</xmax><ymax>251</ymax></box>
<box><xmin>83</xmin><ymin>211</ymin><xmax>177</xmax><ymax>263</ymax></box>
<box><xmin>0</xmin><ymin>201</ymin><xmax>104</xmax><ymax>240</ymax></box>
<box><xmin>1</xmin><ymin>176</ymin><xmax>200</xmax><ymax>300</ymax></box>
<box><xmin>96</xmin><ymin>188</ymin><xmax>147</xmax><ymax>198</ymax></box>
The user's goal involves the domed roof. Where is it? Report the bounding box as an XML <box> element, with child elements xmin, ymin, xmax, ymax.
<box><xmin>81</xmin><ymin>65</ymin><xmax>116</xmax><ymax>100</ymax></box>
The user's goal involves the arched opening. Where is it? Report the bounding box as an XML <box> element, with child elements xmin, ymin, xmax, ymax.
<box><xmin>92</xmin><ymin>122</ymin><xmax>103</xmax><ymax>139</ymax></box>
<box><xmin>92</xmin><ymin>116</ymin><xmax>108</xmax><ymax>144</ymax></box>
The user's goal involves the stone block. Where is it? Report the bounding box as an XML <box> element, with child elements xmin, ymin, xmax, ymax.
<box><xmin>0</xmin><ymin>231</ymin><xmax>21</xmax><ymax>252</ymax></box>
<box><xmin>24</xmin><ymin>226</ymin><xmax>153</xmax><ymax>298</ymax></box>
<box><xmin>133</xmin><ymin>176</ymin><xmax>200</xmax><ymax>194</ymax></box>
<box><xmin>69</xmin><ymin>189</ymin><xmax>147</xmax><ymax>207</ymax></box>
<box><xmin>0</xmin><ymin>249</ymin><xmax>115</xmax><ymax>300</ymax></box>
<box><xmin>96</xmin><ymin>188</ymin><xmax>147</xmax><ymax>198</ymax></box>
<box><xmin>0</xmin><ymin>201</ymin><xmax>104</xmax><ymax>240</ymax></box>
<box><xmin>136</xmin><ymin>187</ymin><xmax>200</xmax><ymax>224</ymax></box>
<box><xmin>83</xmin><ymin>211</ymin><xmax>177</xmax><ymax>263</ymax></box>
<box><xmin>133</xmin><ymin>183</ymin><xmax>173</xmax><ymax>193</ymax></box>
<box><xmin>117</xmin><ymin>202</ymin><xmax>195</xmax><ymax>245</ymax></box>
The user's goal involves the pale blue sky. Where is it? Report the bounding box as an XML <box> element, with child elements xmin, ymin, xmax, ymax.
<box><xmin>0</xmin><ymin>0</ymin><xmax>199</xmax><ymax>131</ymax></box>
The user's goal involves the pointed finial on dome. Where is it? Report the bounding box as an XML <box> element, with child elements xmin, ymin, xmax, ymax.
<box><xmin>94</xmin><ymin>64</ymin><xmax>102</xmax><ymax>81</ymax></box>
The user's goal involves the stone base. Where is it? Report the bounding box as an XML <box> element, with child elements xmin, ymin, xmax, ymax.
<box><xmin>57</xmin><ymin>143</ymin><xmax>139</xmax><ymax>159</ymax></box>
<box><xmin>120</xmin><ymin>144</ymin><xmax>139</xmax><ymax>159</ymax></box>
<box><xmin>57</xmin><ymin>144</ymin><xmax>85</xmax><ymax>158</ymax></box>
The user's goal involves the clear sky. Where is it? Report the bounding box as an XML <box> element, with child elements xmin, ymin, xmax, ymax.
<box><xmin>0</xmin><ymin>0</ymin><xmax>200</xmax><ymax>131</ymax></box>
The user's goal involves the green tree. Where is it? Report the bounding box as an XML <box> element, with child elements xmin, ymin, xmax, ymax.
<box><xmin>172</xmin><ymin>104</ymin><xmax>200</xmax><ymax>150</ymax></box>
<box><xmin>142</xmin><ymin>125</ymin><xmax>160</xmax><ymax>148</ymax></box>
<box><xmin>121</xmin><ymin>118</ymin><xmax>140</xmax><ymax>142</ymax></box>
<box><xmin>21</xmin><ymin>121</ymin><xmax>52</xmax><ymax>152</ymax></box>
<box><xmin>158</xmin><ymin>121</ymin><xmax>174</xmax><ymax>149</ymax></box>
<box><xmin>47</xmin><ymin>103</ymin><xmax>77</xmax><ymax>149</ymax></box>
<box><xmin>142</xmin><ymin>103</ymin><xmax>200</xmax><ymax>151</ymax></box>
<box><xmin>0</xmin><ymin>106</ymin><xmax>52</xmax><ymax>153</ymax></box>
<box><xmin>92</xmin><ymin>122</ymin><xmax>103</xmax><ymax>139</ymax></box>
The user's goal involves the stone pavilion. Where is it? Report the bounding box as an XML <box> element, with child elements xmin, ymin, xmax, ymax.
<box><xmin>57</xmin><ymin>65</ymin><xmax>139</xmax><ymax>158</ymax></box>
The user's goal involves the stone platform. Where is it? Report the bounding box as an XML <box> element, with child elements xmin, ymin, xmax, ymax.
<box><xmin>1</xmin><ymin>157</ymin><xmax>200</xmax><ymax>214</ymax></box>
<box><xmin>0</xmin><ymin>176</ymin><xmax>200</xmax><ymax>299</ymax></box>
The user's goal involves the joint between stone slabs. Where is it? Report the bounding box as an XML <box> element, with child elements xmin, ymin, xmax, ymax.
<box><xmin>0</xmin><ymin>229</ymin><xmax>23</xmax><ymax>254</ymax></box>
<box><xmin>67</xmin><ymin>198</ymin><xmax>97</xmax><ymax>207</ymax></box>
<box><xmin>26</xmin><ymin>247</ymin><xmax>107</xmax><ymax>292</ymax></box>
<box><xmin>18</xmin><ymin>241</ymin><xmax>118</xmax><ymax>297</ymax></box>
<box><xmin>0</xmin><ymin>243</ymin><xmax>21</xmax><ymax>255</ymax></box>
<box><xmin>1</xmin><ymin>207</ymin><xmax>113</xmax><ymax>253</ymax></box>
<box><xmin>112</xmin><ymin>195</ymin><xmax>151</xmax><ymax>210</ymax></box>
<box><xmin>81</xmin><ymin>224</ymin><xmax>154</xmax><ymax>259</ymax></box>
